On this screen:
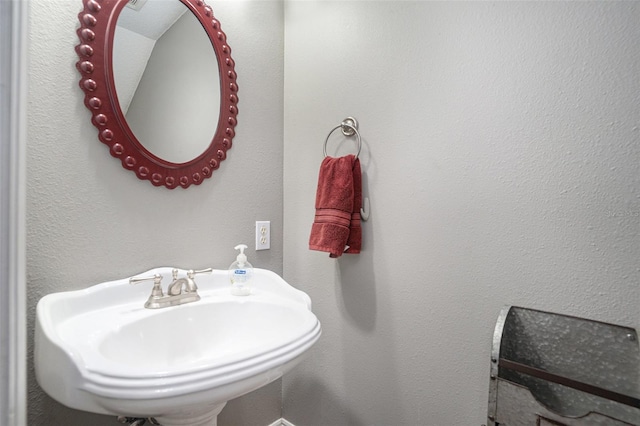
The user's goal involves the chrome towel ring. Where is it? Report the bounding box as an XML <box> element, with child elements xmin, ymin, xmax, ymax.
<box><xmin>323</xmin><ymin>117</ymin><xmax>361</xmax><ymax>159</ymax></box>
<box><xmin>320</xmin><ymin>117</ymin><xmax>369</xmax><ymax>221</ymax></box>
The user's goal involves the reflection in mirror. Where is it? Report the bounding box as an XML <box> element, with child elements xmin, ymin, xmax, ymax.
<box><xmin>113</xmin><ymin>0</ymin><xmax>220</xmax><ymax>164</ymax></box>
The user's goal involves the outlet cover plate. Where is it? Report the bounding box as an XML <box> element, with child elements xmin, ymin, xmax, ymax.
<box><xmin>256</xmin><ymin>221</ymin><xmax>270</xmax><ymax>250</ymax></box>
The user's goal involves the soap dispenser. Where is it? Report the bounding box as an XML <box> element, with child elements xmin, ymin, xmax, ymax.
<box><xmin>229</xmin><ymin>244</ymin><xmax>254</xmax><ymax>296</ymax></box>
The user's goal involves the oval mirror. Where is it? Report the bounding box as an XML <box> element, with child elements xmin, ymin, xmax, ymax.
<box><xmin>75</xmin><ymin>0</ymin><xmax>238</xmax><ymax>189</ymax></box>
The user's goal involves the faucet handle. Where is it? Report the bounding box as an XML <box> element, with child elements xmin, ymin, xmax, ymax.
<box><xmin>189</xmin><ymin>268</ymin><xmax>213</xmax><ymax>278</ymax></box>
<box><xmin>129</xmin><ymin>273</ymin><xmax>164</xmax><ymax>297</ymax></box>
<box><xmin>129</xmin><ymin>274</ymin><xmax>161</xmax><ymax>284</ymax></box>
<box><xmin>183</xmin><ymin>268</ymin><xmax>212</xmax><ymax>292</ymax></box>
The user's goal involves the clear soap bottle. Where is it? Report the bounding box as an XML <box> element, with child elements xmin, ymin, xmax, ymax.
<box><xmin>229</xmin><ymin>244</ymin><xmax>253</xmax><ymax>296</ymax></box>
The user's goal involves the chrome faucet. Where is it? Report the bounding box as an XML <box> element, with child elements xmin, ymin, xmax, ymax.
<box><xmin>167</xmin><ymin>269</ymin><xmax>198</xmax><ymax>295</ymax></box>
<box><xmin>130</xmin><ymin>268</ymin><xmax>212</xmax><ymax>309</ymax></box>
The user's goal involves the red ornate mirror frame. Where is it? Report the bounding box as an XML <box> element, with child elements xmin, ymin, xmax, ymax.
<box><xmin>75</xmin><ymin>0</ymin><xmax>238</xmax><ymax>189</ymax></box>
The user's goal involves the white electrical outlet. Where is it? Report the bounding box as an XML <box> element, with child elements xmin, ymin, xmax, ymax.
<box><xmin>255</xmin><ymin>221</ymin><xmax>270</xmax><ymax>250</ymax></box>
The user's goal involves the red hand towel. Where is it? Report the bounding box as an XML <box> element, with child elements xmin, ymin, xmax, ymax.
<box><xmin>309</xmin><ymin>155</ymin><xmax>362</xmax><ymax>258</ymax></box>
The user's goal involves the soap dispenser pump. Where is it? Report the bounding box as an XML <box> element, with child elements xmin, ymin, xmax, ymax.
<box><xmin>229</xmin><ymin>244</ymin><xmax>253</xmax><ymax>296</ymax></box>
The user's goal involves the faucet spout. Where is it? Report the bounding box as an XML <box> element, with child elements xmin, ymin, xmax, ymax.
<box><xmin>168</xmin><ymin>278</ymin><xmax>188</xmax><ymax>296</ymax></box>
<box><xmin>167</xmin><ymin>269</ymin><xmax>199</xmax><ymax>295</ymax></box>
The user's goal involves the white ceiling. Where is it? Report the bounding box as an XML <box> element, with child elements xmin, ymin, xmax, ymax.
<box><xmin>117</xmin><ymin>0</ymin><xmax>188</xmax><ymax>41</ymax></box>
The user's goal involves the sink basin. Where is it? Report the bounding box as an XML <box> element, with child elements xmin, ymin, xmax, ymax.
<box><xmin>35</xmin><ymin>268</ymin><xmax>321</xmax><ymax>426</ymax></box>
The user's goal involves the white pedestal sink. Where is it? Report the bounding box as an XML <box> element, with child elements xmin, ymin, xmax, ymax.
<box><xmin>34</xmin><ymin>268</ymin><xmax>321</xmax><ymax>426</ymax></box>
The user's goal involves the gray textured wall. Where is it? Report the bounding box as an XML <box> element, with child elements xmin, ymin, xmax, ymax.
<box><xmin>282</xmin><ymin>2</ymin><xmax>640</xmax><ymax>425</ymax></box>
<box><xmin>26</xmin><ymin>1</ymin><xmax>640</xmax><ymax>425</ymax></box>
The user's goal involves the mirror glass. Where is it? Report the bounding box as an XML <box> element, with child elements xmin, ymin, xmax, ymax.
<box><xmin>112</xmin><ymin>0</ymin><xmax>220</xmax><ymax>164</ymax></box>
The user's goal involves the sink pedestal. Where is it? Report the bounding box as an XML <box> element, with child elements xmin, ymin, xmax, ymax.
<box><xmin>154</xmin><ymin>402</ymin><xmax>226</xmax><ymax>426</ymax></box>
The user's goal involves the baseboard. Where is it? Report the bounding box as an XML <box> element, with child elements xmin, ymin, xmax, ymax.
<box><xmin>267</xmin><ymin>418</ymin><xmax>296</xmax><ymax>426</ymax></box>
